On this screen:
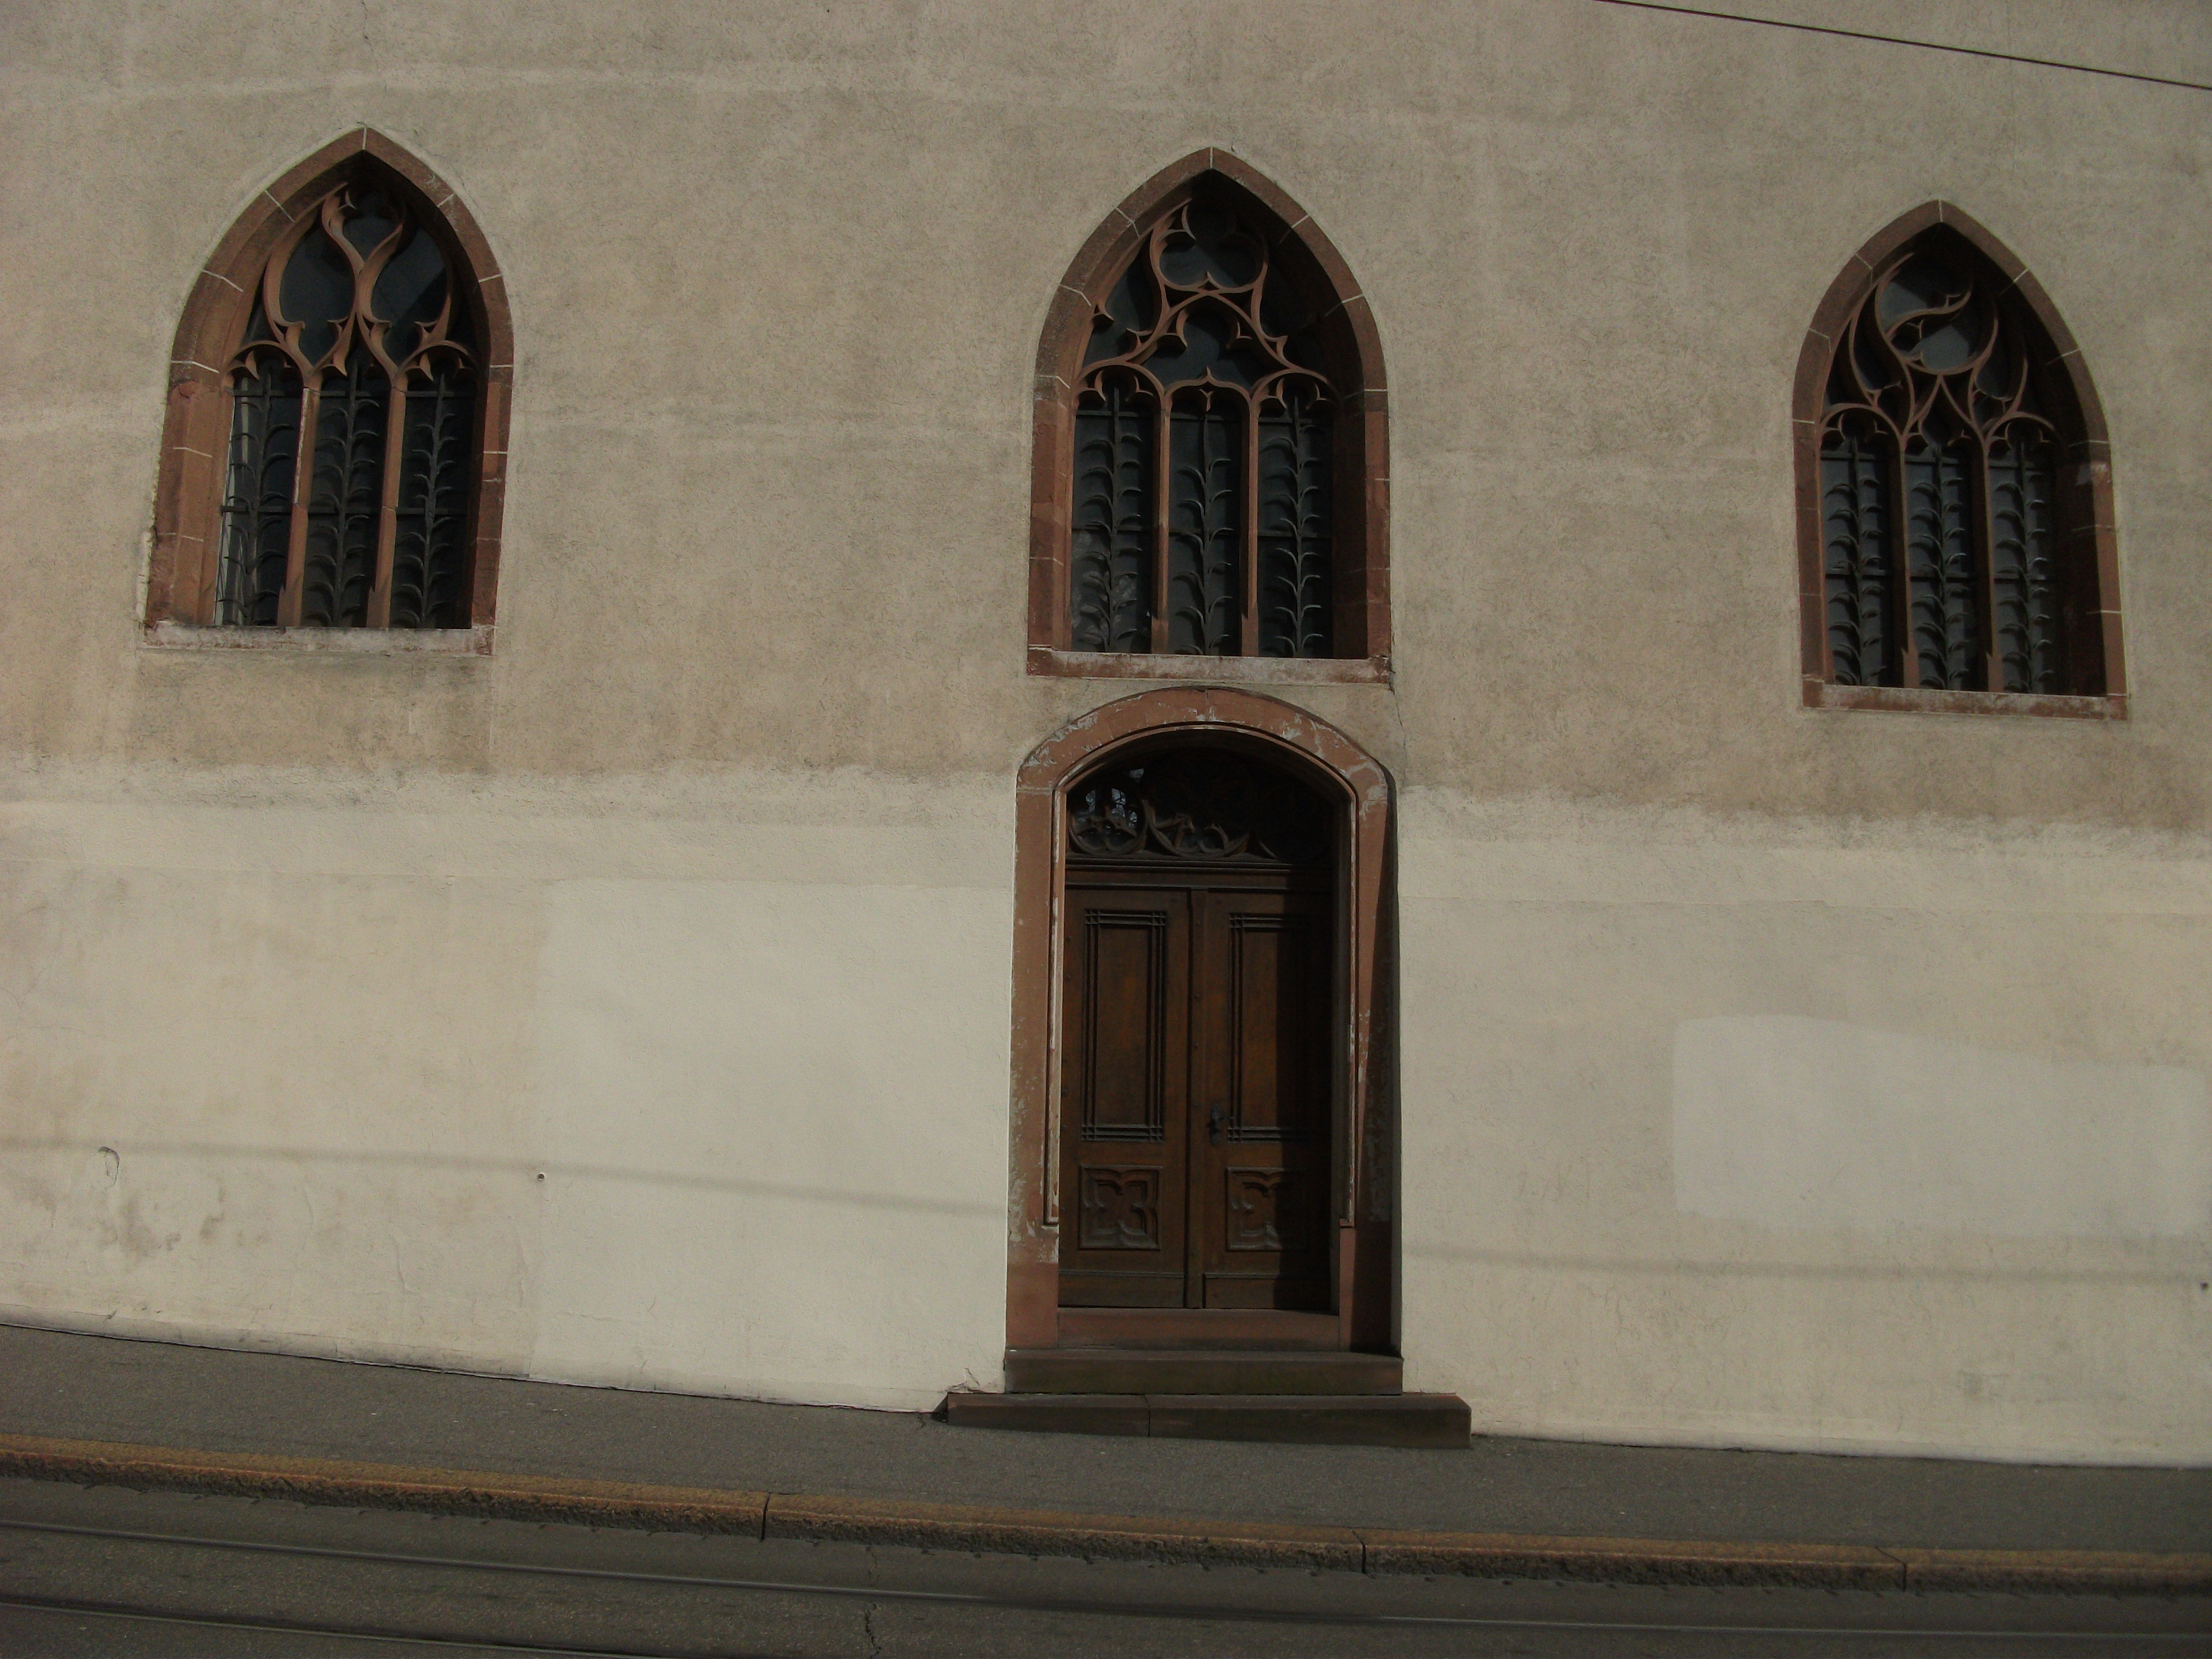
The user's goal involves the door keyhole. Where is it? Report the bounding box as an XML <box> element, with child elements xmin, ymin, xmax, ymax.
<box><xmin>1208</xmin><ymin>1103</ymin><xmax>1228</xmax><ymax>1145</ymax></box>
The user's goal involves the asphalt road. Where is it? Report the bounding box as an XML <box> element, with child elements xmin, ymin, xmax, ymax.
<box><xmin>1</xmin><ymin>1478</ymin><xmax>2205</xmax><ymax>1658</ymax></box>
<box><xmin>8</xmin><ymin>1327</ymin><xmax>2209</xmax><ymax>1559</ymax></box>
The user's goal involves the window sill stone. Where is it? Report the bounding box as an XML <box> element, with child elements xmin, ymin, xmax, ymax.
<box><xmin>142</xmin><ymin>622</ymin><xmax>494</xmax><ymax>657</ymax></box>
<box><xmin>1029</xmin><ymin>648</ymin><xmax>1389</xmax><ymax>686</ymax></box>
<box><xmin>1804</xmin><ymin>680</ymin><xmax>2124</xmax><ymax>720</ymax></box>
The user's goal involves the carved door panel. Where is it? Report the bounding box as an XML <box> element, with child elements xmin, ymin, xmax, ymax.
<box><xmin>1057</xmin><ymin>747</ymin><xmax>1336</xmax><ymax>1314</ymax></box>
<box><xmin>1191</xmin><ymin>888</ymin><xmax>1332</xmax><ymax>1310</ymax></box>
<box><xmin>1057</xmin><ymin>884</ymin><xmax>1191</xmax><ymax>1307</ymax></box>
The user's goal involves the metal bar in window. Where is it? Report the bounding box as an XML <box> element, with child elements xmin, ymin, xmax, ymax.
<box><xmin>1887</xmin><ymin>437</ymin><xmax>1917</xmax><ymax>690</ymax></box>
<box><xmin>1975</xmin><ymin>444</ymin><xmax>2002</xmax><ymax>695</ymax></box>
<box><xmin>275</xmin><ymin>375</ymin><xmax>322</xmax><ymax>628</ymax></box>
<box><xmin>1150</xmin><ymin>399</ymin><xmax>1171</xmax><ymax>654</ymax></box>
<box><xmin>1240</xmin><ymin>392</ymin><xmax>1260</xmax><ymax>658</ymax></box>
<box><xmin>366</xmin><ymin>363</ymin><xmax>408</xmax><ymax>628</ymax></box>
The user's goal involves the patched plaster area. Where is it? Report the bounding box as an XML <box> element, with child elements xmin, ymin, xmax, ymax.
<box><xmin>1672</xmin><ymin>1016</ymin><xmax>2211</xmax><ymax>1240</ymax></box>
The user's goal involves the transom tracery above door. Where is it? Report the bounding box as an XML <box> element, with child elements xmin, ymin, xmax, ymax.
<box><xmin>1066</xmin><ymin>749</ymin><xmax>1332</xmax><ymax>866</ymax></box>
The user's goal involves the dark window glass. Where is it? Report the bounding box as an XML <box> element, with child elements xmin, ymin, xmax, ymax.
<box><xmin>1987</xmin><ymin>429</ymin><xmax>2062</xmax><ymax>694</ymax></box>
<box><xmin>280</xmin><ymin>224</ymin><xmax>357</xmax><ymax>368</ymax></box>
<box><xmin>1166</xmin><ymin>393</ymin><xmax>1241</xmax><ymax>655</ymax></box>
<box><xmin>1068</xmin><ymin>191</ymin><xmax>1339</xmax><ymax>659</ymax></box>
<box><xmin>215</xmin><ymin>352</ymin><xmax>303</xmax><ymax>627</ymax></box>
<box><xmin>1905</xmin><ymin>424</ymin><xmax>1980</xmax><ymax>690</ymax></box>
<box><xmin>373</xmin><ymin>228</ymin><xmax>460</xmax><ymax>366</ymax></box>
<box><xmin>390</xmin><ymin>356</ymin><xmax>476</xmax><ymax>628</ymax></box>
<box><xmin>1816</xmin><ymin>229</ymin><xmax>2078</xmax><ymax>693</ymax></box>
<box><xmin>301</xmin><ymin>342</ymin><xmax>390</xmax><ymax>627</ymax></box>
<box><xmin>1819</xmin><ymin>415</ymin><xmax>1893</xmax><ymax>687</ymax></box>
<box><xmin>1257</xmin><ymin>390</ymin><xmax>1333</xmax><ymax>659</ymax></box>
<box><xmin>1071</xmin><ymin>377</ymin><xmax>1155</xmax><ymax>653</ymax></box>
<box><xmin>216</xmin><ymin>173</ymin><xmax>477</xmax><ymax>628</ymax></box>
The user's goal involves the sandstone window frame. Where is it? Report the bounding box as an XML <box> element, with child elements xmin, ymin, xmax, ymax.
<box><xmin>1026</xmin><ymin>151</ymin><xmax>1390</xmax><ymax>686</ymax></box>
<box><xmin>1793</xmin><ymin>201</ymin><xmax>2123</xmax><ymax>719</ymax></box>
<box><xmin>145</xmin><ymin>127</ymin><xmax>513</xmax><ymax>654</ymax></box>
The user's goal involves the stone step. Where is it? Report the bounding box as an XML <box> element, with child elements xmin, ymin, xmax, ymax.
<box><xmin>1004</xmin><ymin>1347</ymin><xmax>1402</xmax><ymax>1396</ymax></box>
<box><xmin>941</xmin><ymin>1391</ymin><xmax>1470</xmax><ymax>1448</ymax></box>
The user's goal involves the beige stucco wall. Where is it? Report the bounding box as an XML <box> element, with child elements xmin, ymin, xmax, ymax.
<box><xmin>2</xmin><ymin>0</ymin><xmax>2208</xmax><ymax>1458</ymax></box>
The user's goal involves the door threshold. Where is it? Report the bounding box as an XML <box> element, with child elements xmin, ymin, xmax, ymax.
<box><xmin>1053</xmin><ymin>1308</ymin><xmax>1345</xmax><ymax>1351</ymax></box>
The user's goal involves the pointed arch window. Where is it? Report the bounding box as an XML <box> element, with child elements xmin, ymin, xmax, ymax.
<box><xmin>148</xmin><ymin>129</ymin><xmax>512</xmax><ymax>645</ymax></box>
<box><xmin>1794</xmin><ymin>204</ymin><xmax>2121</xmax><ymax>715</ymax></box>
<box><xmin>1030</xmin><ymin>153</ymin><xmax>1389</xmax><ymax>682</ymax></box>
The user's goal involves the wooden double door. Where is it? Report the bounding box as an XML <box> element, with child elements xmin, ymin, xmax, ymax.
<box><xmin>1058</xmin><ymin>857</ymin><xmax>1334</xmax><ymax>1311</ymax></box>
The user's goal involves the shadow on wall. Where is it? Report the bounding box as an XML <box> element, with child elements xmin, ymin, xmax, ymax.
<box><xmin>0</xmin><ymin>1139</ymin><xmax>999</xmax><ymax>1219</ymax></box>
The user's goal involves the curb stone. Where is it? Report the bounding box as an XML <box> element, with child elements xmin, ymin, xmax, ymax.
<box><xmin>1</xmin><ymin>1433</ymin><xmax>2205</xmax><ymax>1596</ymax></box>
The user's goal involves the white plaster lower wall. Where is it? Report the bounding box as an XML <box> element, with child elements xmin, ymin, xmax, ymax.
<box><xmin>526</xmin><ymin>878</ymin><xmax>1008</xmax><ymax>1404</ymax></box>
<box><xmin>1673</xmin><ymin>1016</ymin><xmax>2210</xmax><ymax>1241</ymax></box>
<box><xmin>1397</xmin><ymin>793</ymin><xmax>2212</xmax><ymax>1463</ymax></box>
<box><xmin>0</xmin><ymin>764</ymin><xmax>1013</xmax><ymax>1410</ymax></box>
<box><xmin>5</xmin><ymin>768</ymin><xmax>2209</xmax><ymax>1456</ymax></box>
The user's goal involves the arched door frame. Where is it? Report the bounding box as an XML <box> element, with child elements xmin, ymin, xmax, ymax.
<box><xmin>1006</xmin><ymin>687</ymin><xmax>1393</xmax><ymax>1353</ymax></box>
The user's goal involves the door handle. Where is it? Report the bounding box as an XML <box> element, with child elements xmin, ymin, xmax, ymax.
<box><xmin>1207</xmin><ymin>1103</ymin><xmax>1228</xmax><ymax>1145</ymax></box>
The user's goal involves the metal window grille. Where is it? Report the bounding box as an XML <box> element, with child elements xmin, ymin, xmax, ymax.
<box><xmin>1068</xmin><ymin>196</ymin><xmax>1338</xmax><ymax>659</ymax></box>
<box><xmin>212</xmin><ymin>177</ymin><xmax>478</xmax><ymax>630</ymax></box>
<box><xmin>1818</xmin><ymin>235</ymin><xmax>2070</xmax><ymax>694</ymax></box>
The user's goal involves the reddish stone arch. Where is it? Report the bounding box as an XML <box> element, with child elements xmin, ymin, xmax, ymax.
<box><xmin>1026</xmin><ymin>149</ymin><xmax>1390</xmax><ymax>683</ymax></box>
<box><xmin>1005</xmin><ymin>687</ymin><xmax>1394</xmax><ymax>1356</ymax></box>
<box><xmin>147</xmin><ymin>127</ymin><xmax>513</xmax><ymax>638</ymax></box>
<box><xmin>1792</xmin><ymin>200</ymin><xmax>2122</xmax><ymax>717</ymax></box>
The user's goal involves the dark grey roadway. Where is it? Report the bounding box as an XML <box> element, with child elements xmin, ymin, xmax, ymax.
<box><xmin>2</xmin><ymin>1323</ymin><xmax>2209</xmax><ymax>1656</ymax></box>
<box><xmin>1</xmin><ymin>1323</ymin><xmax>2205</xmax><ymax>1553</ymax></box>
<box><xmin>3</xmin><ymin>1479</ymin><xmax>2209</xmax><ymax>1657</ymax></box>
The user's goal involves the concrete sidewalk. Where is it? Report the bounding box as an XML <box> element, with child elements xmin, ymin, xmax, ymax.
<box><xmin>2</xmin><ymin>1322</ymin><xmax>2206</xmax><ymax>1593</ymax></box>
